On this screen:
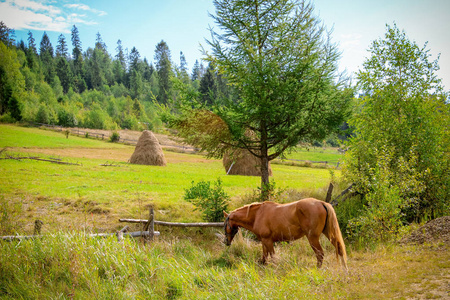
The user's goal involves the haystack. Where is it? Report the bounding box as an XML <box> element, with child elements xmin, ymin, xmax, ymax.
<box><xmin>223</xmin><ymin>148</ymin><xmax>272</xmax><ymax>176</ymax></box>
<box><xmin>129</xmin><ymin>130</ymin><xmax>166</xmax><ymax>166</ymax></box>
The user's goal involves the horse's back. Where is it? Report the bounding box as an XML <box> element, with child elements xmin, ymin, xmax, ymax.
<box><xmin>254</xmin><ymin>199</ymin><xmax>326</xmax><ymax>241</ymax></box>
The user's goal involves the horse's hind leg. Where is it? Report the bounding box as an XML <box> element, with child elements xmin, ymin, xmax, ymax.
<box><xmin>307</xmin><ymin>235</ymin><xmax>324</xmax><ymax>268</ymax></box>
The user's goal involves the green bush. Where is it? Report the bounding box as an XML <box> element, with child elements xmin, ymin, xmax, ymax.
<box><xmin>184</xmin><ymin>178</ymin><xmax>229</xmax><ymax>222</ymax></box>
<box><xmin>346</xmin><ymin>148</ymin><xmax>416</xmax><ymax>244</ymax></box>
<box><xmin>110</xmin><ymin>131</ymin><xmax>120</xmax><ymax>143</ymax></box>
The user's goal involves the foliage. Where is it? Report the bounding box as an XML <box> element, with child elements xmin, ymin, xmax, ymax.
<box><xmin>109</xmin><ymin>131</ymin><xmax>120</xmax><ymax>143</ymax></box>
<box><xmin>184</xmin><ymin>178</ymin><xmax>230</xmax><ymax>222</ymax></box>
<box><xmin>173</xmin><ymin>0</ymin><xmax>352</xmax><ymax>195</ymax></box>
<box><xmin>344</xmin><ymin>24</ymin><xmax>449</xmax><ymax>220</ymax></box>
<box><xmin>346</xmin><ymin>148</ymin><xmax>420</xmax><ymax>244</ymax></box>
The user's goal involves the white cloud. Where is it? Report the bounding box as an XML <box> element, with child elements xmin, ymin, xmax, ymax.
<box><xmin>0</xmin><ymin>0</ymin><xmax>105</xmax><ymax>33</ymax></box>
<box><xmin>340</xmin><ymin>33</ymin><xmax>363</xmax><ymax>49</ymax></box>
<box><xmin>0</xmin><ymin>0</ymin><xmax>69</xmax><ymax>32</ymax></box>
<box><xmin>64</xmin><ymin>3</ymin><xmax>107</xmax><ymax>17</ymax></box>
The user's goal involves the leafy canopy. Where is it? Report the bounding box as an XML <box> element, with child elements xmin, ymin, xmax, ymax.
<box><xmin>344</xmin><ymin>24</ymin><xmax>449</xmax><ymax>219</ymax></box>
<box><xmin>171</xmin><ymin>0</ymin><xmax>351</xmax><ymax>189</ymax></box>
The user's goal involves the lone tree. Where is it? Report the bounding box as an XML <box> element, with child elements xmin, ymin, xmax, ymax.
<box><xmin>171</xmin><ymin>0</ymin><xmax>351</xmax><ymax>196</ymax></box>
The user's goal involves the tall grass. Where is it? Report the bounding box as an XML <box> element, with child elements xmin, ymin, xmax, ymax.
<box><xmin>1</xmin><ymin>230</ymin><xmax>446</xmax><ymax>299</ymax></box>
<box><xmin>0</xmin><ymin>232</ymin><xmax>348</xmax><ymax>299</ymax></box>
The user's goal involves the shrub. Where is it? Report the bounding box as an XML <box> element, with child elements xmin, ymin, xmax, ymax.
<box><xmin>184</xmin><ymin>178</ymin><xmax>229</xmax><ymax>222</ymax></box>
<box><xmin>110</xmin><ymin>131</ymin><xmax>120</xmax><ymax>143</ymax></box>
<box><xmin>346</xmin><ymin>148</ymin><xmax>418</xmax><ymax>244</ymax></box>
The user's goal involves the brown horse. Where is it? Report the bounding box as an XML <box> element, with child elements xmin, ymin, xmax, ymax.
<box><xmin>223</xmin><ymin>198</ymin><xmax>348</xmax><ymax>270</ymax></box>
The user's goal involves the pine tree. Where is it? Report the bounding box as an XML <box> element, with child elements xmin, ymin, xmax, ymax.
<box><xmin>95</xmin><ymin>32</ymin><xmax>107</xmax><ymax>52</ymax></box>
<box><xmin>27</xmin><ymin>31</ymin><xmax>37</xmax><ymax>54</ymax></box>
<box><xmin>40</xmin><ymin>32</ymin><xmax>55</xmax><ymax>84</ymax></box>
<box><xmin>71</xmin><ymin>25</ymin><xmax>83</xmax><ymax>75</ymax></box>
<box><xmin>129</xmin><ymin>47</ymin><xmax>141</xmax><ymax>73</ymax></box>
<box><xmin>56</xmin><ymin>34</ymin><xmax>68</xmax><ymax>58</ymax></box>
<box><xmin>0</xmin><ymin>21</ymin><xmax>14</xmax><ymax>46</ymax></box>
<box><xmin>154</xmin><ymin>40</ymin><xmax>173</xmax><ymax>104</ymax></box>
<box><xmin>199</xmin><ymin>62</ymin><xmax>216</xmax><ymax>106</ymax></box>
<box><xmin>114</xmin><ymin>40</ymin><xmax>126</xmax><ymax>84</ymax></box>
<box><xmin>191</xmin><ymin>59</ymin><xmax>201</xmax><ymax>81</ymax></box>
<box><xmin>55</xmin><ymin>56</ymin><xmax>72</xmax><ymax>93</ymax></box>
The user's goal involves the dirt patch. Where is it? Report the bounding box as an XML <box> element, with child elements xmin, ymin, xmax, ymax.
<box><xmin>400</xmin><ymin>216</ymin><xmax>450</xmax><ymax>245</ymax></box>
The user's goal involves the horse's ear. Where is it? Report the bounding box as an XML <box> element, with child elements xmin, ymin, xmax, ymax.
<box><xmin>223</xmin><ymin>211</ymin><xmax>229</xmax><ymax>218</ymax></box>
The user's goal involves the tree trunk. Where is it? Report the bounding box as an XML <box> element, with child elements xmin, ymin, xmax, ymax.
<box><xmin>260</xmin><ymin>124</ymin><xmax>270</xmax><ymax>201</ymax></box>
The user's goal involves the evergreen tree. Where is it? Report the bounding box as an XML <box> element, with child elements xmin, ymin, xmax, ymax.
<box><xmin>56</xmin><ymin>34</ymin><xmax>69</xmax><ymax>58</ymax></box>
<box><xmin>27</xmin><ymin>31</ymin><xmax>37</xmax><ymax>54</ymax></box>
<box><xmin>113</xmin><ymin>39</ymin><xmax>126</xmax><ymax>84</ymax></box>
<box><xmin>71</xmin><ymin>25</ymin><xmax>86</xmax><ymax>93</ymax></box>
<box><xmin>95</xmin><ymin>32</ymin><xmax>107</xmax><ymax>52</ymax></box>
<box><xmin>55</xmin><ymin>56</ymin><xmax>72</xmax><ymax>93</ymax></box>
<box><xmin>128</xmin><ymin>47</ymin><xmax>141</xmax><ymax>73</ymax></box>
<box><xmin>39</xmin><ymin>32</ymin><xmax>53</xmax><ymax>57</ymax></box>
<box><xmin>154</xmin><ymin>40</ymin><xmax>173</xmax><ymax>104</ymax></box>
<box><xmin>199</xmin><ymin>62</ymin><xmax>216</xmax><ymax>106</ymax></box>
<box><xmin>191</xmin><ymin>59</ymin><xmax>201</xmax><ymax>81</ymax></box>
<box><xmin>71</xmin><ymin>25</ymin><xmax>83</xmax><ymax>75</ymax></box>
<box><xmin>39</xmin><ymin>32</ymin><xmax>55</xmax><ymax>84</ymax></box>
<box><xmin>26</xmin><ymin>31</ymin><xmax>39</xmax><ymax>70</ymax></box>
<box><xmin>142</xmin><ymin>58</ymin><xmax>153</xmax><ymax>81</ymax></box>
<box><xmin>178</xmin><ymin>51</ymin><xmax>190</xmax><ymax>84</ymax></box>
<box><xmin>176</xmin><ymin>0</ymin><xmax>351</xmax><ymax>194</ymax></box>
<box><xmin>0</xmin><ymin>21</ymin><xmax>15</xmax><ymax>47</ymax></box>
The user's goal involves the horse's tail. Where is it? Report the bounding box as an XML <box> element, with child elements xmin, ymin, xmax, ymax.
<box><xmin>322</xmin><ymin>202</ymin><xmax>348</xmax><ymax>271</ymax></box>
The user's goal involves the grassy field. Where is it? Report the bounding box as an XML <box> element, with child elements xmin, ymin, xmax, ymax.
<box><xmin>1</xmin><ymin>124</ymin><xmax>448</xmax><ymax>299</ymax></box>
<box><xmin>0</xmin><ymin>124</ymin><xmax>335</xmax><ymax>233</ymax></box>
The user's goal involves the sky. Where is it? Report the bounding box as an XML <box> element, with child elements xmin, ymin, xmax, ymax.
<box><xmin>1</xmin><ymin>0</ymin><xmax>449</xmax><ymax>90</ymax></box>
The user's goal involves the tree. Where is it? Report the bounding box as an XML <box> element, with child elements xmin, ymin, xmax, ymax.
<box><xmin>178</xmin><ymin>51</ymin><xmax>190</xmax><ymax>84</ymax></box>
<box><xmin>55</xmin><ymin>56</ymin><xmax>73</xmax><ymax>93</ymax></box>
<box><xmin>71</xmin><ymin>25</ymin><xmax>84</xmax><ymax>80</ymax></box>
<box><xmin>199</xmin><ymin>62</ymin><xmax>216</xmax><ymax>106</ymax></box>
<box><xmin>113</xmin><ymin>40</ymin><xmax>127</xmax><ymax>84</ymax></box>
<box><xmin>344</xmin><ymin>24</ymin><xmax>449</xmax><ymax>219</ymax></box>
<box><xmin>40</xmin><ymin>32</ymin><xmax>55</xmax><ymax>84</ymax></box>
<box><xmin>175</xmin><ymin>0</ymin><xmax>350</xmax><ymax>195</ymax></box>
<box><xmin>154</xmin><ymin>40</ymin><xmax>173</xmax><ymax>104</ymax></box>
<box><xmin>27</xmin><ymin>31</ymin><xmax>37</xmax><ymax>54</ymax></box>
<box><xmin>0</xmin><ymin>21</ymin><xmax>15</xmax><ymax>46</ymax></box>
<box><xmin>191</xmin><ymin>59</ymin><xmax>201</xmax><ymax>81</ymax></box>
<box><xmin>128</xmin><ymin>46</ymin><xmax>141</xmax><ymax>74</ymax></box>
<box><xmin>56</xmin><ymin>34</ymin><xmax>69</xmax><ymax>58</ymax></box>
<box><xmin>95</xmin><ymin>32</ymin><xmax>107</xmax><ymax>52</ymax></box>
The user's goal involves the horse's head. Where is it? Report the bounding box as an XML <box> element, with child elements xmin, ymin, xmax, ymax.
<box><xmin>223</xmin><ymin>211</ymin><xmax>239</xmax><ymax>246</ymax></box>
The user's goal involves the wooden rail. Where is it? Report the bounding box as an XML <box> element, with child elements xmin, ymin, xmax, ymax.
<box><xmin>0</xmin><ymin>230</ymin><xmax>160</xmax><ymax>242</ymax></box>
<box><xmin>119</xmin><ymin>218</ymin><xmax>224</xmax><ymax>228</ymax></box>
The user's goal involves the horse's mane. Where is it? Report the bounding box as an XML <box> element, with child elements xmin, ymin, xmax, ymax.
<box><xmin>232</xmin><ymin>202</ymin><xmax>266</xmax><ymax>218</ymax></box>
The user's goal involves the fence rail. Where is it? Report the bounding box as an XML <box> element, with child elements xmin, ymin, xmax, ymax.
<box><xmin>34</xmin><ymin>122</ymin><xmax>198</xmax><ymax>151</ymax></box>
<box><xmin>33</xmin><ymin>122</ymin><xmax>340</xmax><ymax>166</ymax></box>
<box><xmin>119</xmin><ymin>218</ymin><xmax>224</xmax><ymax>228</ymax></box>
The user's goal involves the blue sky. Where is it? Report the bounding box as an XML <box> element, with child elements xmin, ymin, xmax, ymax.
<box><xmin>1</xmin><ymin>0</ymin><xmax>449</xmax><ymax>89</ymax></box>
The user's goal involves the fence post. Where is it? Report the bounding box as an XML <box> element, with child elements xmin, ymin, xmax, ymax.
<box><xmin>34</xmin><ymin>220</ymin><xmax>44</xmax><ymax>235</ymax></box>
<box><xmin>143</xmin><ymin>207</ymin><xmax>154</xmax><ymax>242</ymax></box>
<box><xmin>325</xmin><ymin>183</ymin><xmax>334</xmax><ymax>203</ymax></box>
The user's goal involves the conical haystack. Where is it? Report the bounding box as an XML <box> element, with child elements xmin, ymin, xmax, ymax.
<box><xmin>223</xmin><ymin>148</ymin><xmax>272</xmax><ymax>176</ymax></box>
<box><xmin>129</xmin><ymin>130</ymin><xmax>166</xmax><ymax>166</ymax></box>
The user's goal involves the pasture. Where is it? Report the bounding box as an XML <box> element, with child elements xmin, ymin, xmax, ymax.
<box><xmin>0</xmin><ymin>124</ymin><xmax>448</xmax><ymax>299</ymax></box>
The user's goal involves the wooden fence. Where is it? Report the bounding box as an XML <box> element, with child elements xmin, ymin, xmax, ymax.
<box><xmin>34</xmin><ymin>123</ymin><xmax>198</xmax><ymax>152</ymax></box>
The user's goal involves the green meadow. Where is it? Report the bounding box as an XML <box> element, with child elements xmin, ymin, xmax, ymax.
<box><xmin>1</xmin><ymin>124</ymin><xmax>448</xmax><ymax>299</ymax></box>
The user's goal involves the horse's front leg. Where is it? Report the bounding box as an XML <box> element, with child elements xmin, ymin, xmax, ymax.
<box><xmin>261</xmin><ymin>239</ymin><xmax>274</xmax><ymax>264</ymax></box>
